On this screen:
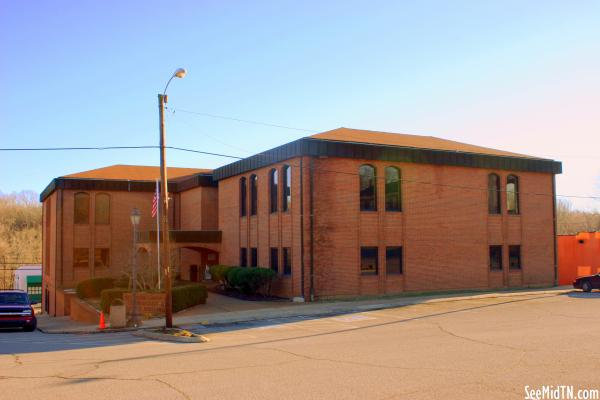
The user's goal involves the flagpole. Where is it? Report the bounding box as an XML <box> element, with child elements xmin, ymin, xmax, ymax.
<box><xmin>156</xmin><ymin>179</ymin><xmax>161</xmax><ymax>290</ymax></box>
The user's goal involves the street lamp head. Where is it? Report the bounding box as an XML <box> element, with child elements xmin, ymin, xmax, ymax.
<box><xmin>130</xmin><ymin>208</ymin><xmax>141</xmax><ymax>226</ymax></box>
<box><xmin>173</xmin><ymin>68</ymin><xmax>187</xmax><ymax>79</ymax></box>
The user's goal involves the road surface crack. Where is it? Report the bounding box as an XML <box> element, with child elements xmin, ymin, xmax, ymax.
<box><xmin>0</xmin><ymin>374</ymin><xmax>191</xmax><ymax>399</ymax></box>
<box><xmin>260</xmin><ymin>346</ymin><xmax>473</xmax><ymax>373</ymax></box>
<box><xmin>432</xmin><ymin>322</ymin><xmax>526</xmax><ymax>352</ymax></box>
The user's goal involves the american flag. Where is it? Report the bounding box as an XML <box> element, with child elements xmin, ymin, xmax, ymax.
<box><xmin>152</xmin><ymin>181</ymin><xmax>159</xmax><ymax>218</ymax></box>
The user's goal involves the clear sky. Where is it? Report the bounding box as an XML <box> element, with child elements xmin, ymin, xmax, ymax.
<box><xmin>1</xmin><ymin>1</ymin><xmax>599</xmax><ymax>209</ymax></box>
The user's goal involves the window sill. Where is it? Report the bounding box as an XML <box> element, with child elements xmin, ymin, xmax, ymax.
<box><xmin>360</xmin><ymin>272</ymin><xmax>379</xmax><ymax>277</ymax></box>
<box><xmin>385</xmin><ymin>272</ymin><xmax>403</xmax><ymax>277</ymax></box>
<box><xmin>509</xmin><ymin>268</ymin><xmax>522</xmax><ymax>272</ymax></box>
<box><xmin>489</xmin><ymin>269</ymin><xmax>503</xmax><ymax>272</ymax></box>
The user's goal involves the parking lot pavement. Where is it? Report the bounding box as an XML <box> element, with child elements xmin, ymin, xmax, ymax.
<box><xmin>1</xmin><ymin>291</ymin><xmax>600</xmax><ymax>400</ymax></box>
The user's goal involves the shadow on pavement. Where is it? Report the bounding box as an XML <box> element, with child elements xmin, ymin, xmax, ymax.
<box><xmin>0</xmin><ymin>329</ymin><xmax>148</xmax><ymax>355</ymax></box>
<box><xmin>567</xmin><ymin>291</ymin><xmax>600</xmax><ymax>299</ymax></box>
<box><xmin>1</xmin><ymin>292</ymin><xmax>567</xmax><ymax>356</ymax></box>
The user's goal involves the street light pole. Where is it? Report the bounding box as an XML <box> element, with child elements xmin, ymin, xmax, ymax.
<box><xmin>158</xmin><ymin>68</ymin><xmax>186</xmax><ymax>329</ymax></box>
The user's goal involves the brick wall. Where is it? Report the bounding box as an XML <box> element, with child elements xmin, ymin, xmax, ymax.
<box><xmin>123</xmin><ymin>292</ymin><xmax>165</xmax><ymax>318</ymax></box>
<box><xmin>218</xmin><ymin>157</ymin><xmax>305</xmax><ymax>298</ymax></box>
<box><xmin>218</xmin><ymin>156</ymin><xmax>556</xmax><ymax>299</ymax></box>
<box><xmin>311</xmin><ymin>158</ymin><xmax>555</xmax><ymax>297</ymax></box>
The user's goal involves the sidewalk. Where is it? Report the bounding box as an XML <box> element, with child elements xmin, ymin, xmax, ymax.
<box><xmin>37</xmin><ymin>286</ymin><xmax>574</xmax><ymax>334</ymax></box>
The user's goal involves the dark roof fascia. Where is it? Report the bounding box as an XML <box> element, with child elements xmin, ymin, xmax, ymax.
<box><xmin>176</xmin><ymin>173</ymin><xmax>218</xmax><ymax>192</ymax></box>
<box><xmin>213</xmin><ymin>139</ymin><xmax>304</xmax><ymax>180</ymax></box>
<box><xmin>39</xmin><ymin>173</ymin><xmax>216</xmax><ymax>202</ymax></box>
<box><xmin>213</xmin><ymin>138</ymin><xmax>562</xmax><ymax>180</ymax></box>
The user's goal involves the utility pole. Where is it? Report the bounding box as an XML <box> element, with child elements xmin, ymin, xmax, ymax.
<box><xmin>157</xmin><ymin>68</ymin><xmax>186</xmax><ymax>329</ymax></box>
<box><xmin>158</xmin><ymin>93</ymin><xmax>173</xmax><ymax>328</ymax></box>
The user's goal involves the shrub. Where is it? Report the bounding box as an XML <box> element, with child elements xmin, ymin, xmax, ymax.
<box><xmin>100</xmin><ymin>288</ymin><xmax>128</xmax><ymax>313</ymax></box>
<box><xmin>172</xmin><ymin>284</ymin><xmax>208</xmax><ymax>313</ymax></box>
<box><xmin>114</xmin><ymin>274</ymin><xmax>130</xmax><ymax>288</ymax></box>
<box><xmin>209</xmin><ymin>265</ymin><xmax>233</xmax><ymax>287</ymax></box>
<box><xmin>226</xmin><ymin>267</ymin><xmax>276</xmax><ymax>296</ymax></box>
<box><xmin>76</xmin><ymin>277</ymin><xmax>115</xmax><ymax>299</ymax></box>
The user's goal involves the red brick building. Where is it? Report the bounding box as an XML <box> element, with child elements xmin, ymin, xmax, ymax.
<box><xmin>42</xmin><ymin>128</ymin><xmax>562</xmax><ymax>313</ymax></box>
<box><xmin>40</xmin><ymin>165</ymin><xmax>220</xmax><ymax>316</ymax></box>
<box><xmin>216</xmin><ymin>128</ymin><xmax>562</xmax><ymax>299</ymax></box>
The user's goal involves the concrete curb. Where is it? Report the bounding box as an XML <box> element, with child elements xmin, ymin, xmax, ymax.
<box><xmin>38</xmin><ymin>287</ymin><xmax>575</xmax><ymax>334</ymax></box>
<box><xmin>177</xmin><ymin>289</ymin><xmax>575</xmax><ymax>326</ymax></box>
<box><xmin>132</xmin><ymin>329</ymin><xmax>209</xmax><ymax>343</ymax></box>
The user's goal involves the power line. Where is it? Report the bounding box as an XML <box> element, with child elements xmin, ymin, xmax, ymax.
<box><xmin>0</xmin><ymin>143</ymin><xmax>598</xmax><ymax>200</ymax></box>
<box><xmin>0</xmin><ymin>145</ymin><xmax>243</xmax><ymax>160</ymax></box>
<box><xmin>166</xmin><ymin>106</ymin><xmax>318</xmax><ymax>133</ymax></box>
<box><xmin>0</xmin><ymin>146</ymin><xmax>157</xmax><ymax>151</ymax></box>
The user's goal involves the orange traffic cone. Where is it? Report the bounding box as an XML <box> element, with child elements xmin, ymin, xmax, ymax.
<box><xmin>99</xmin><ymin>311</ymin><xmax>106</xmax><ymax>330</ymax></box>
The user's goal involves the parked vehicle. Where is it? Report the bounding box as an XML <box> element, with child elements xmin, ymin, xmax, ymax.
<box><xmin>573</xmin><ymin>273</ymin><xmax>600</xmax><ymax>292</ymax></box>
<box><xmin>0</xmin><ymin>290</ymin><xmax>37</xmax><ymax>331</ymax></box>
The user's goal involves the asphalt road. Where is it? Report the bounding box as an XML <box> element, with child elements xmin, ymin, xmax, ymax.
<box><xmin>1</xmin><ymin>291</ymin><xmax>600</xmax><ymax>399</ymax></box>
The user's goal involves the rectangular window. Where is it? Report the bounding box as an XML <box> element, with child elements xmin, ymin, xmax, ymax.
<box><xmin>240</xmin><ymin>248</ymin><xmax>247</xmax><ymax>267</ymax></box>
<box><xmin>73</xmin><ymin>248</ymin><xmax>89</xmax><ymax>268</ymax></box>
<box><xmin>386</xmin><ymin>246</ymin><xmax>403</xmax><ymax>274</ymax></box>
<box><xmin>251</xmin><ymin>248</ymin><xmax>258</xmax><ymax>267</ymax></box>
<box><xmin>283</xmin><ymin>247</ymin><xmax>292</xmax><ymax>275</ymax></box>
<box><xmin>270</xmin><ymin>248</ymin><xmax>279</xmax><ymax>272</ymax></box>
<box><xmin>489</xmin><ymin>245</ymin><xmax>502</xmax><ymax>270</ymax></box>
<box><xmin>509</xmin><ymin>245</ymin><xmax>521</xmax><ymax>270</ymax></box>
<box><xmin>94</xmin><ymin>248</ymin><xmax>110</xmax><ymax>268</ymax></box>
<box><xmin>360</xmin><ymin>247</ymin><xmax>378</xmax><ymax>275</ymax></box>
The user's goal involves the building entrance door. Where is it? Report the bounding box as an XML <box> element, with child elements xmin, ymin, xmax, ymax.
<box><xmin>190</xmin><ymin>265</ymin><xmax>199</xmax><ymax>282</ymax></box>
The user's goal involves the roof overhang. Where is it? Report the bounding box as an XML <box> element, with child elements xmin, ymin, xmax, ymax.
<box><xmin>213</xmin><ymin>138</ymin><xmax>562</xmax><ymax>180</ymax></box>
<box><xmin>40</xmin><ymin>173</ymin><xmax>216</xmax><ymax>202</ymax></box>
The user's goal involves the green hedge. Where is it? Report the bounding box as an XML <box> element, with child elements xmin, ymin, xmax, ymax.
<box><xmin>76</xmin><ymin>277</ymin><xmax>115</xmax><ymax>299</ymax></box>
<box><xmin>172</xmin><ymin>284</ymin><xmax>208</xmax><ymax>313</ymax></box>
<box><xmin>209</xmin><ymin>265</ymin><xmax>233</xmax><ymax>287</ymax></box>
<box><xmin>226</xmin><ymin>267</ymin><xmax>275</xmax><ymax>295</ymax></box>
<box><xmin>100</xmin><ymin>288</ymin><xmax>129</xmax><ymax>313</ymax></box>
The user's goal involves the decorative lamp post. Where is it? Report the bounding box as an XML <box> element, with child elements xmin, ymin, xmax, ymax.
<box><xmin>130</xmin><ymin>207</ymin><xmax>141</xmax><ymax>327</ymax></box>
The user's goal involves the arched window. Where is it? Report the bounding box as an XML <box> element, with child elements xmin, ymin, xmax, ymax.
<box><xmin>269</xmin><ymin>169</ymin><xmax>278</xmax><ymax>213</ymax></box>
<box><xmin>74</xmin><ymin>192</ymin><xmax>90</xmax><ymax>224</ymax></box>
<box><xmin>385</xmin><ymin>167</ymin><xmax>401</xmax><ymax>211</ymax></box>
<box><xmin>359</xmin><ymin>165</ymin><xmax>377</xmax><ymax>211</ymax></box>
<box><xmin>506</xmin><ymin>175</ymin><xmax>519</xmax><ymax>214</ymax></box>
<box><xmin>240</xmin><ymin>177</ymin><xmax>247</xmax><ymax>217</ymax></box>
<box><xmin>250</xmin><ymin>174</ymin><xmax>258</xmax><ymax>215</ymax></box>
<box><xmin>95</xmin><ymin>193</ymin><xmax>110</xmax><ymax>224</ymax></box>
<box><xmin>282</xmin><ymin>165</ymin><xmax>291</xmax><ymax>211</ymax></box>
<box><xmin>487</xmin><ymin>174</ymin><xmax>500</xmax><ymax>214</ymax></box>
